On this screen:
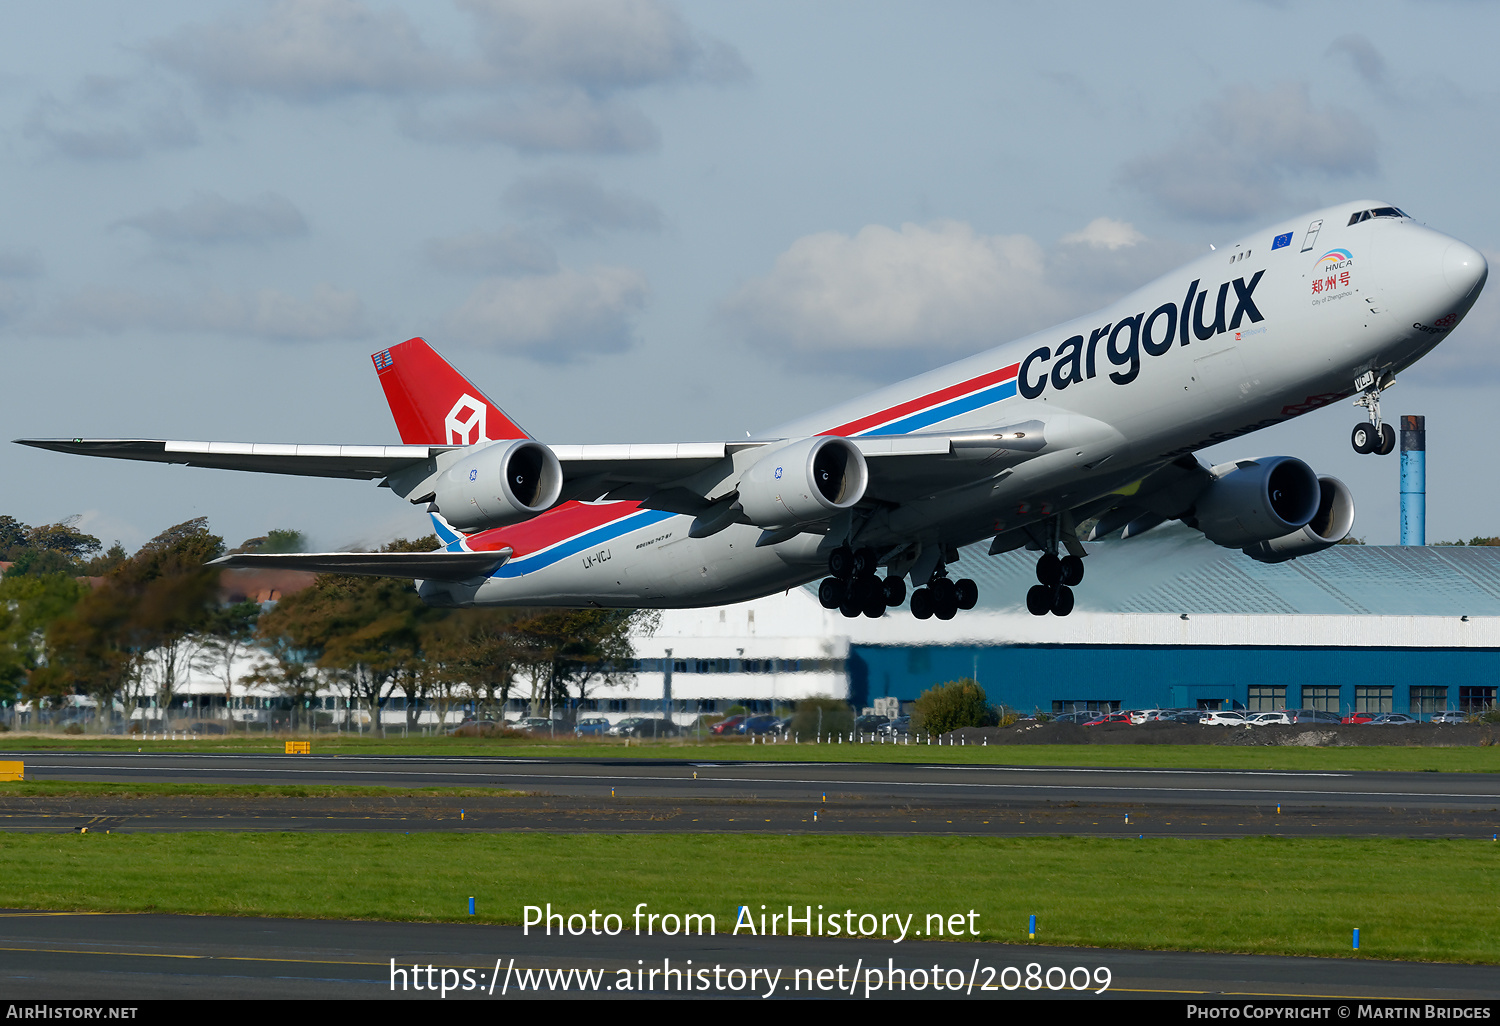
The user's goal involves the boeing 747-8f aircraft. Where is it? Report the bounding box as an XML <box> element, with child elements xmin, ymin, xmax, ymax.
<box><xmin>20</xmin><ymin>201</ymin><xmax>1488</xmax><ymax>619</ymax></box>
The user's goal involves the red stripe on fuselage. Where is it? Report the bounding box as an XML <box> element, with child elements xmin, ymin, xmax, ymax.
<box><xmin>819</xmin><ymin>362</ymin><xmax>1020</xmax><ymax>437</ymax></box>
<box><xmin>462</xmin><ymin>500</ymin><xmax>644</xmax><ymax>558</ymax></box>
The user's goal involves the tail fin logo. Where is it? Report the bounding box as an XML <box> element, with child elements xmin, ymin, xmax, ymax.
<box><xmin>445</xmin><ymin>395</ymin><xmax>488</xmax><ymax>445</ymax></box>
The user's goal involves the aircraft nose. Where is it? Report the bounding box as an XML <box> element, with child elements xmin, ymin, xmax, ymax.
<box><xmin>1443</xmin><ymin>240</ymin><xmax>1488</xmax><ymax>301</ymax></box>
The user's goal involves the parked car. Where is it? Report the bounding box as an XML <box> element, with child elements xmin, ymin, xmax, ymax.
<box><xmin>878</xmin><ymin>716</ymin><xmax>911</xmax><ymax>735</ymax></box>
<box><xmin>853</xmin><ymin>714</ymin><xmax>890</xmax><ymax>733</ymax></box>
<box><xmin>620</xmin><ymin>718</ymin><xmax>681</xmax><ymax>738</ymax></box>
<box><xmin>738</xmin><ymin>714</ymin><xmax>783</xmax><ymax>735</ymax></box>
<box><xmin>1431</xmin><ymin>711</ymin><xmax>1468</xmax><ymax>724</ymax></box>
<box><xmin>1365</xmin><ymin>713</ymin><xmax>1419</xmax><ymax>726</ymax></box>
<box><xmin>607</xmin><ymin>717</ymin><xmax>646</xmax><ymax>737</ymax></box>
<box><xmin>1288</xmin><ymin>709</ymin><xmax>1342</xmax><ymax>725</ymax></box>
<box><xmin>1200</xmin><ymin>711</ymin><xmax>1251</xmax><ymax>726</ymax></box>
<box><xmin>1083</xmin><ymin>712</ymin><xmax>1132</xmax><ymax>726</ymax></box>
<box><xmin>1166</xmin><ymin>710</ymin><xmax>1208</xmax><ymax>723</ymax></box>
<box><xmin>511</xmin><ymin>717</ymin><xmax>558</xmax><ymax>734</ymax></box>
<box><xmin>710</xmin><ymin>715</ymin><xmax>747</xmax><ymax>735</ymax></box>
<box><xmin>574</xmin><ymin>717</ymin><xmax>611</xmax><ymax>736</ymax></box>
<box><xmin>1341</xmin><ymin>712</ymin><xmax>1376</xmax><ymax>724</ymax></box>
<box><xmin>1246</xmin><ymin>711</ymin><xmax>1293</xmax><ymax>726</ymax></box>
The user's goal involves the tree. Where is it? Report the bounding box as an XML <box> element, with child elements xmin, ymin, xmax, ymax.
<box><xmin>788</xmin><ymin>697</ymin><xmax>853</xmax><ymax>740</ymax></box>
<box><xmin>0</xmin><ymin>572</ymin><xmax>88</xmax><ymax>706</ymax></box>
<box><xmin>913</xmin><ymin>679</ymin><xmax>995</xmax><ymax>735</ymax></box>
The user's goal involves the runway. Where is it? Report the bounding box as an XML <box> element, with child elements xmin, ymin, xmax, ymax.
<box><xmin>2</xmin><ymin>909</ymin><xmax>1497</xmax><ymax>1001</ymax></box>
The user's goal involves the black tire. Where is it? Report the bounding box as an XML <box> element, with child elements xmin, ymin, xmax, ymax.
<box><xmin>1375</xmin><ymin>423</ymin><xmax>1396</xmax><ymax>455</ymax></box>
<box><xmin>862</xmin><ymin>590</ymin><xmax>885</xmax><ymax>618</ymax></box>
<box><xmin>954</xmin><ymin>578</ymin><xmax>978</xmax><ymax>610</ymax></box>
<box><xmin>1351</xmin><ymin>422</ymin><xmax>1377</xmax><ymax>454</ymax></box>
<box><xmin>1026</xmin><ymin>585</ymin><xmax>1051</xmax><ymax>616</ymax></box>
<box><xmin>930</xmin><ymin>577</ymin><xmax>957</xmax><ymax>605</ymax></box>
<box><xmin>839</xmin><ymin>597</ymin><xmax>860</xmax><ymax>618</ymax></box>
<box><xmin>1051</xmin><ymin>585</ymin><xmax>1075</xmax><ymax>617</ymax></box>
<box><xmin>828</xmin><ymin>546</ymin><xmax>855</xmax><ymax>580</ymax></box>
<box><xmin>882</xmin><ymin>576</ymin><xmax>907</xmax><ymax>606</ymax></box>
<box><xmin>934</xmin><ymin>592</ymin><xmax>958</xmax><ymax>620</ymax></box>
<box><xmin>910</xmin><ymin>588</ymin><xmax>935</xmax><ymax>619</ymax></box>
<box><xmin>1036</xmin><ymin>552</ymin><xmax>1062</xmax><ymax>585</ymax></box>
<box><xmin>1060</xmin><ymin>554</ymin><xmax>1084</xmax><ymax>586</ymax></box>
<box><xmin>853</xmin><ymin>547</ymin><xmax>880</xmax><ymax>578</ymax></box>
<box><xmin>818</xmin><ymin>577</ymin><xmax>844</xmax><ymax>609</ymax></box>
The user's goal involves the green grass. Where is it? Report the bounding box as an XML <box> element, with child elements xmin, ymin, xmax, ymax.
<box><xmin>3</xmin><ymin>833</ymin><xmax>1496</xmax><ymax>963</ymax></box>
<box><xmin>0</xmin><ymin>781</ymin><xmax>523</xmax><ymax>798</ymax></box>
<box><xmin>1</xmin><ymin>733</ymin><xmax>1497</xmax><ymax>773</ymax></box>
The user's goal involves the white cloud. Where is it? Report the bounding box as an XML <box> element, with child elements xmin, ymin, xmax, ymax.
<box><xmin>0</xmin><ymin>250</ymin><xmax>44</xmax><ymax>278</ymax></box>
<box><xmin>503</xmin><ymin>169</ymin><xmax>662</xmax><ymax>235</ymax></box>
<box><xmin>1120</xmin><ymin>82</ymin><xmax>1377</xmax><ymax>222</ymax></box>
<box><xmin>116</xmin><ymin>192</ymin><xmax>308</xmax><ymax>246</ymax></box>
<box><xmin>24</xmin><ymin>75</ymin><xmax>198</xmax><ymax>161</ymax></box>
<box><xmin>443</xmin><ymin>265</ymin><xmax>648</xmax><ymax>361</ymax></box>
<box><xmin>145</xmin><ymin>0</ymin><xmax>746</xmax><ymax>154</ymax></box>
<box><xmin>1328</xmin><ymin>34</ymin><xmax>1387</xmax><ymax>87</ymax></box>
<box><xmin>721</xmin><ymin>219</ymin><xmax>1196</xmax><ymax>378</ymax></box>
<box><xmin>723</xmin><ymin>219</ymin><xmax>1194</xmax><ymax>375</ymax></box>
<box><xmin>34</xmin><ymin>282</ymin><xmax>368</xmax><ymax>341</ymax></box>
<box><xmin>425</xmin><ymin>228</ymin><xmax>557</xmax><ymax>275</ymax></box>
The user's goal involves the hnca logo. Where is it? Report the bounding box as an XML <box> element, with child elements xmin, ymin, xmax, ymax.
<box><xmin>1316</xmin><ymin>249</ymin><xmax>1353</xmax><ymax>271</ymax></box>
<box><xmin>445</xmin><ymin>395</ymin><xmax>488</xmax><ymax>445</ymax></box>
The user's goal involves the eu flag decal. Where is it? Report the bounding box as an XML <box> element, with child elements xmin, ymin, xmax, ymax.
<box><xmin>1272</xmin><ymin>232</ymin><xmax>1293</xmax><ymax>250</ymax></box>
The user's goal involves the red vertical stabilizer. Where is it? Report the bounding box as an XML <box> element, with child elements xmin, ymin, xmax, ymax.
<box><xmin>370</xmin><ymin>338</ymin><xmax>530</xmax><ymax>445</ymax></box>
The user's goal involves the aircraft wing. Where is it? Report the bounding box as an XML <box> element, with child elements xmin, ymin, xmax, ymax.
<box><xmin>210</xmin><ymin>548</ymin><xmax>512</xmax><ymax>580</ymax></box>
<box><xmin>14</xmin><ymin>438</ymin><xmax>447</xmax><ymax>481</ymax></box>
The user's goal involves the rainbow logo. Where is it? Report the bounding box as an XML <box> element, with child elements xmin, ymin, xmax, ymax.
<box><xmin>1317</xmin><ymin>248</ymin><xmax>1353</xmax><ymax>267</ymax></box>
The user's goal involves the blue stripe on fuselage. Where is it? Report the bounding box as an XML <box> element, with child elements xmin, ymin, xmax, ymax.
<box><xmin>490</xmin><ymin>508</ymin><xmax>677</xmax><ymax>579</ymax></box>
<box><xmin>859</xmin><ymin>379</ymin><xmax>1018</xmax><ymax>436</ymax></box>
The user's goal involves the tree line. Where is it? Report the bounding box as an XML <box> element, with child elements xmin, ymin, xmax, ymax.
<box><xmin>0</xmin><ymin>515</ymin><xmax>653</xmax><ymax>730</ymax></box>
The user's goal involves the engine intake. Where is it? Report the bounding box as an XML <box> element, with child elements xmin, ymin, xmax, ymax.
<box><xmin>1242</xmin><ymin>476</ymin><xmax>1356</xmax><ymax>563</ymax></box>
<box><xmin>737</xmin><ymin>435</ymin><xmax>868</xmax><ymax>529</ymax></box>
<box><xmin>1190</xmin><ymin>456</ymin><xmax>1323</xmax><ymax>548</ymax></box>
<box><xmin>432</xmin><ymin>439</ymin><xmax>563</xmax><ymax>532</ymax></box>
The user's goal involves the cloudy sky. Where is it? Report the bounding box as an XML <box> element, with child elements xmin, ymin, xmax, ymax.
<box><xmin>4</xmin><ymin>0</ymin><xmax>1499</xmax><ymax>551</ymax></box>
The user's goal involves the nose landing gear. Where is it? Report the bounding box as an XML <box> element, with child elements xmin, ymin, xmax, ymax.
<box><xmin>1351</xmin><ymin>371</ymin><xmax>1396</xmax><ymax>456</ymax></box>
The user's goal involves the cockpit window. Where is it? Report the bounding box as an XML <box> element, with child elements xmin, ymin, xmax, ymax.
<box><xmin>1348</xmin><ymin>207</ymin><xmax>1409</xmax><ymax>225</ymax></box>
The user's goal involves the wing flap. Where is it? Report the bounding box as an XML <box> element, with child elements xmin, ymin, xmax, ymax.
<box><xmin>210</xmin><ymin>548</ymin><xmax>511</xmax><ymax>581</ymax></box>
<box><xmin>16</xmin><ymin>439</ymin><xmax>446</xmax><ymax>481</ymax></box>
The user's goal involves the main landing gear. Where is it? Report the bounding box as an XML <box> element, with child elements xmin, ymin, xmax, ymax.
<box><xmin>1025</xmin><ymin>539</ymin><xmax>1084</xmax><ymax>617</ymax></box>
<box><xmin>817</xmin><ymin>546</ymin><xmax>978</xmax><ymax>620</ymax></box>
<box><xmin>1351</xmin><ymin>370</ymin><xmax>1396</xmax><ymax>456</ymax></box>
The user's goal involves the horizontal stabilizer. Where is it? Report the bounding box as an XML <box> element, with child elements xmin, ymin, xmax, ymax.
<box><xmin>211</xmin><ymin>548</ymin><xmax>511</xmax><ymax>581</ymax></box>
<box><xmin>15</xmin><ymin>439</ymin><xmax>445</xmax><ymax>481</ymax></box>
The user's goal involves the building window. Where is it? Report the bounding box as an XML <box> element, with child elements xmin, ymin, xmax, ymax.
<box><xmin>1302</xmin><ymin>686</ymin><xmax>1340</xmax><ymax>713</ymax></box>
<box><xmin>1248</xmin><ymin>686</ymin><xmax>1286</xmax><ymax>712</ymax></box>
<box><xmin>607</xmin><ymin>699</ymin><xmax>627</xmax><ymax>713</ymax></box>
<box><xmin>1355</xmin><ymin>686</ymin><xmax>1393</xmax><ymax>714</ymax></box>
<box><xmin>1459</xmin><ymin>686</ymin><xmax>1496</xmax><ymax>715</ymax></box>
<box><xmin>1410</xmin><ymin>686</ymin><xmax>1447</xmax><ymax>718</ymax></box>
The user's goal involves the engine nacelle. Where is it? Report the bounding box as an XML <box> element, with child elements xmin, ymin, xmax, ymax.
<box><xmin>1242</xmin><ymin>476</ymin><xmax>1356</xmax><ymax>563</ymax></box>
<box><xmin>431</xmin><ymin>439</ymin><xmax>563</xmax><ymax>532</ymax></box>
<box><xmin>737</xmin><ymin>435</ymin><xmax>868</xmax><ymax>529</ymax></box>
<box><xmin>1189</xmin><ymin>456</ymin><xmax>1323</xmax><ymax>548</ymax></box>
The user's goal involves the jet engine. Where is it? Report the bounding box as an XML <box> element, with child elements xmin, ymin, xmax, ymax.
<box><xmin>1241</xmin><ymin>475</ymin><xmax>1356</xmax><ymax>563</ymax></box>
<box><xmin>430</xmin><ymin>438</ymin><xmax>563</xmax><ymax>532</ymax></box>
<box><xmin>1187</xmin><ymin>456</ymin><xmax>1325</xmax><ymax>548</ymax></box>
<box><xmin>736</xmin><ymin>435</ymin><xmax>868</xmax><ymax>529</ymax></box>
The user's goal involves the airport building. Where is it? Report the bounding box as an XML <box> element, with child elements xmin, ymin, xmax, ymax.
<box><xmin>620</xmin><ymin>526</ymin><xmax>1500</xmax><ymax>721</ymax></box>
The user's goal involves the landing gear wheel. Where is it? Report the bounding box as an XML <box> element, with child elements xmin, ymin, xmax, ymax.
<box><xmin>838</xmin><ymin>597</ymin><xmax>860</xmax><ymax>618</ymax></box>
<box><xmin>1036</xmin><ymin>552</ymin><xmax>1062</xmax><ymax>586</ymax></box>
<box><xmin>882</xmin><ymin>576</ymin><xmax>907</xmax><ymax>606</ymax></box>
<box><xmin>934</xmin><ymin>592</ymin><xmax>958</xmax><ymax>620</ymax></box>
<box><xmin>828</xmin><ymin>546</ymin><xmax>855</xmax><ymax>580</ymax></box>
<box><xmin>1351</xmin><ymin>422</ymin><xmax>1377</xmax><ymax>454</ymax></box>
<box><xmin>910</xmin><ymin>588</ymin><xmax>935</xmax><ymax>619</ymax></box>
<box><xmin>1026</xmin><ymin>585</ymin><xmax>1051</xmax><ymax>616</ymax></box>
<box><xmin>862</xmin><ymin>591</ymin><xmax>886</xmax><ymax>618</ymax></box>
<box><xmin>1051</xmin><ymin>585</ymin><xmax>1075</xmax><ymax>617</ymax></box>
<box><xmin>853</xmin><ymin>547</ymin><xmax>881</xmax><ymax>578</ymax></box>
<box><xmin>954</xmin><ymin>578</ymin><xmax>978</xmax><ymax>610</ymax></box>
<box><xmin>817</xmin><ymin>577</ymin><xmax>845</xmax><ymax>610</ymax></box>
<box><xmin>1059</xmin><ymin>555</ymin><xmax>1085</xmax><ymax>586</ymax></box>
<box><xmin>1374</xmin><ymin>423</ymin><xmax>1396</xmax><ymax>456</ymax></box>
<box><xmin>929</xmin><ymin>577</ymin><xmax>957</xmax><ymax>606</ymax></box>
